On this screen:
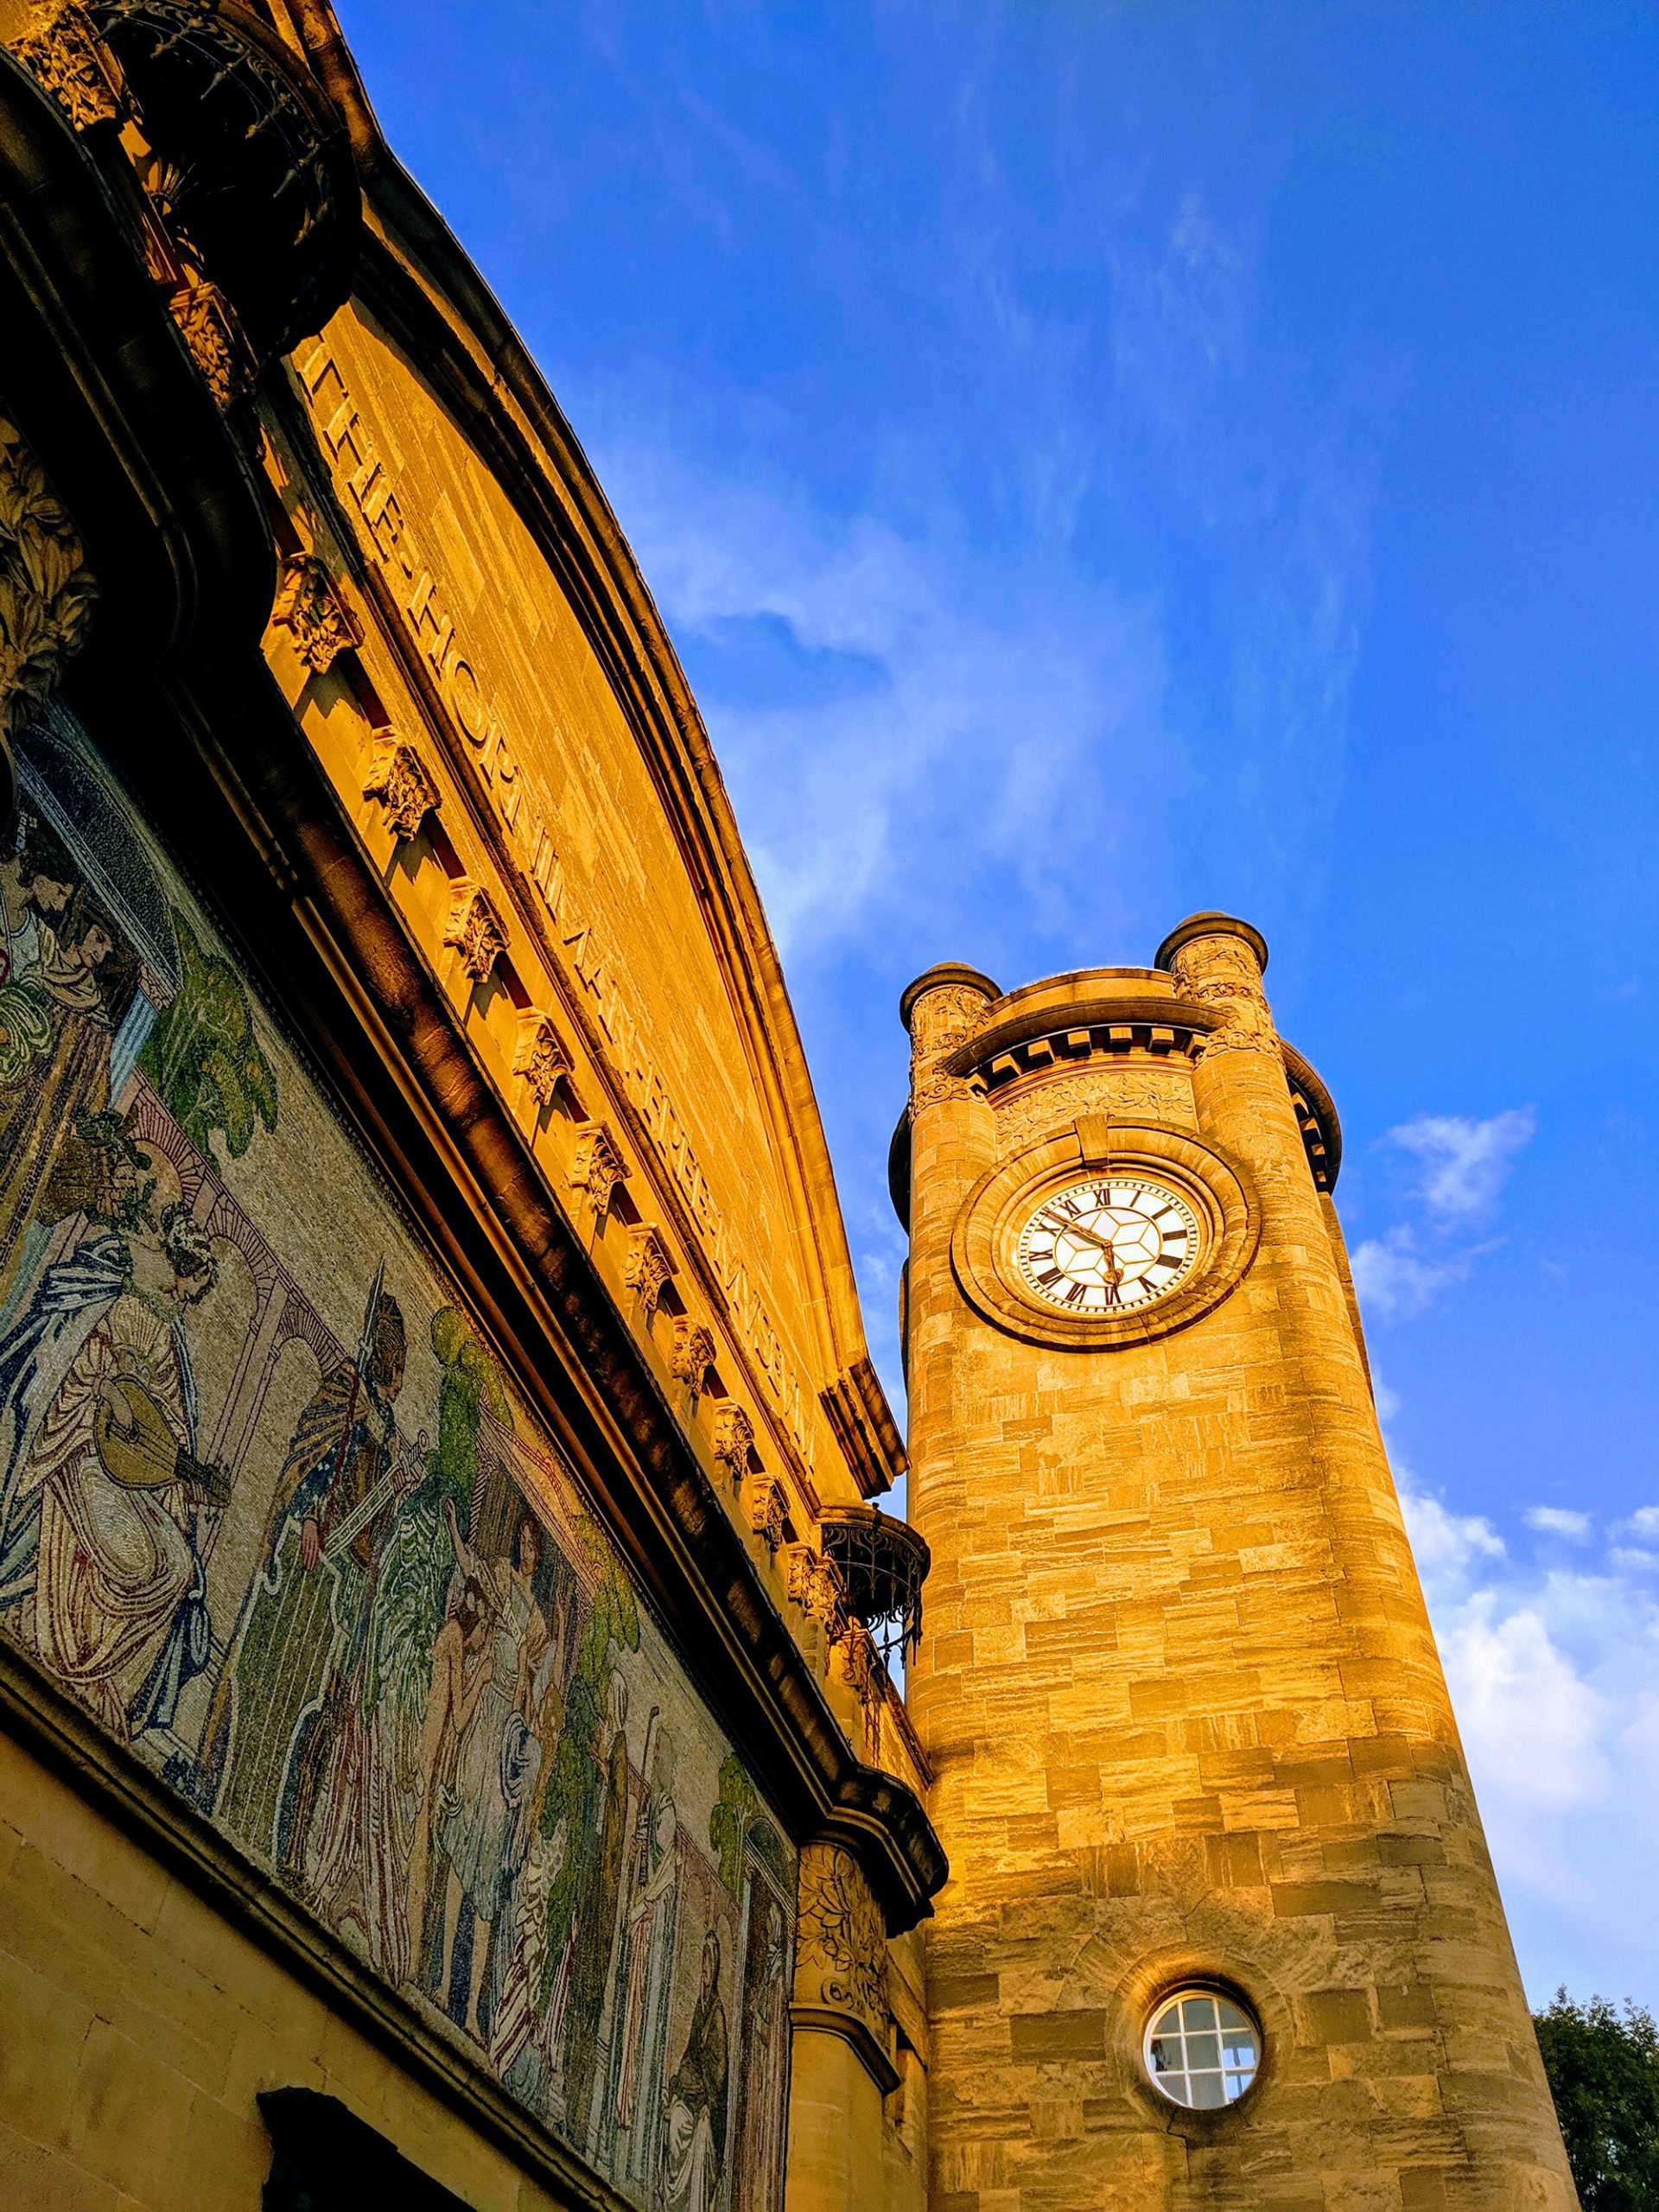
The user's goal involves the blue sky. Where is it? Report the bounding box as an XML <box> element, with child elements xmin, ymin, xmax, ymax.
<box><xmin>336</xmin><ymin>1</ymin><xmax>1659</xmax><ymax>2007</ymax></box>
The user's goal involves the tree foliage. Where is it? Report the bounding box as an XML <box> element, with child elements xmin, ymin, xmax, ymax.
<box><xmin>1534</xmin><ymin>1989</ymin><xmax>1659</xmax><ymax>2210</ymax></box>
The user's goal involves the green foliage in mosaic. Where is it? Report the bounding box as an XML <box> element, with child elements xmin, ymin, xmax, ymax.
<box><xmin>139</xmin><ymin>908</ymin><xmax>277</xmax><ymax>1160</ymax></box>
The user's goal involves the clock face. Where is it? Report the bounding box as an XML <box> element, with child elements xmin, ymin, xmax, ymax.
<box><xmin>1014</xmin><ymin>1176</ymin><xmax>1202</xmax><ymax>1315</ymax></box>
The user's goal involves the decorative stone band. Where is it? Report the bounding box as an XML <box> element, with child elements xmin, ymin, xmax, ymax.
<box><xmin>979</xmin><ymin>1017</ymin><xmax>1207</xmax><ymax>1091</ymax></box>
<box><xmin>0</xmin><ymin>416</ymin><xmax>97</xmax><ymax>821</ymax></box>
<box><xmin>622</xmin><ymin>1222</ymin><xmax>676</xmax><ymax>1318</ymax></box>
<box><xmin>899</xmin><ymin>961</ymin><xmax>1001</xmax><ymax>1110</ymax></box>
<box><xmin>271</xmin><ymin>552</ymin><xmax>362</xmax><ymax>674</ymax></box>
<box><xmin>361</xmin><ymin>728</ymin><xmax>441</xmax><ymax>841</ymax></box>
<box><xmin>442</xmin><ymin>879</ymin><xmax>509</xmax><ymax>985</ymax></box>
<box><xmin>792</xmin><ymin>1840</ymin><xmax>899</xmax><ymax>2095</ymax></box>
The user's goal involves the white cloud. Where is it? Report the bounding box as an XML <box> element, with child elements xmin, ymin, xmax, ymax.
<box><xmin>1388</xmin><ymin>1431</ymin><xmax>1659</xmax><ymax>2002</ymax></box>
<box><xmin>1626</xmin><ymin>1504</ymin><xmax>1659</xmax><ymax>1540</ymax></box>
<box><xmin>594</xmin><ymin>443</ymin><xmax>1167</xmax><ymax>964</ymax></box>
<box><xmin>1350</xmin><ymin>1227</ymin><xmax>1471</xmax><ymax>1321</ymax></box>
<box><xmin>1387</xmin><ymin>1107</ymin><xmax>1536</xmax><ymax>1220</ymax></box>
<box><xmin>1524</xmin><ymin>1507</ymin><xmax>1593</xmax><ymax>1543</ymax></box>
<box><xmin>1351</xmin><ymin>1108</ymin><xmax>1535</xmax><ymax>1327</ymax></box>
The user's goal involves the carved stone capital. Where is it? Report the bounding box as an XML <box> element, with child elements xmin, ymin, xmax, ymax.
<box><xmin>623</xmin><ymin>1223</ymin><xmax>676</xmax><ymax>1318</ymax></box>
<box><xmin>669</xmin><ymin>1318</ymin><xmax>715</xmax><ymax>1393</ymax></box>
<box><xmin>712</xmin><ymin>1401</ymin><xmax>754</xmax><ymax>1489</ymax></box>
<box><xmin>272</xmin><ymin>552</ymin><xmax>362</xmax><ymax>674</ymax></box>
<box><xmin>512</xmin><ymin>1009</ymin><xmax>570</xmax><ymax>1107</ymax></box>
<box><xmin>167</xmin><ymin>276</ymin><xmax>253</xmax><ymax>411</ymax></box>
<box><xmin>0</xmin><ymin>418</ymin><xmax>98</xmax><ymax>777</ymax></box>
<box><xmin>362</xmin><ymin>729</ymin><xmax>441</xmax><ymax>841</ymax></box>
<box><xmin>442</xmin><ymin>879</ymin><xmax>508</xmax><ymax>984</ymax></box>
<box><xmin>785</xmin><ymin>1543</ymin><xmax>849</xmax><ymax>1644</ymax></box>
<box><xmin>569</xmin><ymin>1121</ymin><xmax>627</xmax><ymax>1222</ymax></box>
<box><xmin>16</xmin><ymin>1</ymin><xmax>129</xmax><ymax>130</ymax></box>
<box><xmin>747</xmin><ymin>1474</ymin><xmax>789</xmax><ymax>1555</ymax></box>
<box><xmin>793</xmin><ymin>1841</ymin><xmax>893</xmax><ymax>2090</ymax></box>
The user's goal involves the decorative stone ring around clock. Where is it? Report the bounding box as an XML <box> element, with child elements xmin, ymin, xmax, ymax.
<box><xmin>950</xmin><ymin>1123</ymin><xmax>1259</xmax><ymax>1351</ymax></box>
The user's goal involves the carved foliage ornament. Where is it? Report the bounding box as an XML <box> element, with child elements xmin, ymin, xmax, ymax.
<box><xmin>624</xmin><ymin>1224</ymin><xmax>676</xmax><ymax>1318</ymax></box>
<box><xmin>785</xmin><ymin>1543</ymin><xmax>849</xmax><ymax>1645</ymax></box>
<box><xmin>569</xmin><ymin>1122</ymin><xmax>627</xmax><ymax>1221</ymax></box>
<box><xmin>712</xmin><ymin>1401</ymin><xmax>754</xmax><ymax>1488</ymax></box>
<box><xmin>272</xmin><ymin>553</ymin><xmax>362</xmax><ymax>675</ymax></box>
<box><xmin>747</xmin><ymin>1474</ymin><xmax>789</xmax><ymax>1555</ymax></box>
<box><xmin>669</xmin><ymin>1318</ymin><xmax>715</xmax><ymax>1392</ymax></box>
<box><xmin>362</xmin><ymin>730</ymin><xmax>440</xmax><ymax>842</ymax></box>
<box><xmin>442</xmin><ymin>880</ymin><xmax>508</xmax><ymax>984</ymax></box>
<box><xmin>1171</xmin><ymin>934</ymin><xmax>1276</xmax><ymax>1058</ymax></box>
<box><xmin>794</xmin><ymin>1841</ymin><xmax>889</xmax><ymax>2042</ymax></box>
<box><xmin>0</xmin><ymin>418</ymin><xmax>98</xmax><ymax>744</ymax></box>
<box><xmin>167</xmin><ymin>276</ymin><xmax>252</xmax><ymax>411</ymax></box>
<box><xmin>910</xmin><ymin>982</ymin><xmax>995</xmax><ymax>1109</ymax></box>
<box><xmin>16</xmin><ymin>0</ymin><xmax>128</xmax><ymax>130</ymax></box>
<box><xmin>512</xmin><ymin>1010</ymin><xmax>570</xmax><ymax>1108</ymax></box>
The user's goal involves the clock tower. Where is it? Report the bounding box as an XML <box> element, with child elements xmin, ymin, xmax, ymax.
<box><xmin>899</xmin><ymin>918</ymin><xmax>1574</xmax><ymax>2210</ymax></box>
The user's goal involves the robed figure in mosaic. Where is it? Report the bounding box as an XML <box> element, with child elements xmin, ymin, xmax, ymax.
<box><xmin>0</xmin><ymin>1199</ymin><xmax>222</xmax><ymax>1738</ymax></box>
<box><xmin>660</xmin><ymin>1928</ymin><xmax>729</xmax><ymax>2212</ymax></box>
<box><xmin>211</xmin><ymin>1271</ymin><xmax>413</xmax><ymax>1886</ymax></box>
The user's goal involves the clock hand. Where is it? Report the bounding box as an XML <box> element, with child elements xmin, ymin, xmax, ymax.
<box><xmin>1036</xmin><ymin>1210</ymin><xmax>1123</xmax><ymax>1269</ymax></box>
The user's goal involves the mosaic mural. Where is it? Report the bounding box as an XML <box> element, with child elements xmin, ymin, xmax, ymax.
<box><xmin>0</xmin><ymin>711</ymin><xmax>794</xmax><ymax>2212</ymax></box>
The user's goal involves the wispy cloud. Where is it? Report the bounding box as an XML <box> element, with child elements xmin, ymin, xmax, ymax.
<box><xmin>1388</xmin><ymin>1108</ymin><xmax>1537</xmax><ymax>1220</ymax></box>
<box><xmin>596</xmin><ymin>442</ymin><xmax>1169</xmax><ymax>965</ymax></box>
<box><xmin>1352</xmin><ymin>1107</ymin><xmax>1535</xmax><ymax>1325</ymax></box>
<box><xmin>1524</xmin><ymin>1506</ymin><xmax>1593</xmax><ymax>1543</ymax></box>
<box><xmin>1351</xmin><ymin>1227</ymin><xmax>1471</xmax><ymax>1321</ymax></box>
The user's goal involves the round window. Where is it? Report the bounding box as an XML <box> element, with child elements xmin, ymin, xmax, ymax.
<box><xmin>1144</xmin><ymin>1988</ymin><xmax>1260</xmax><ymax>2108</ymax></box>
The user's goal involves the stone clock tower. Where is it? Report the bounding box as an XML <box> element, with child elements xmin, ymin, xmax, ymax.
<box><xmin>899</xmin><ymin>918</ymin><xmax>1575</xmax><ymax>2211</ymax></box>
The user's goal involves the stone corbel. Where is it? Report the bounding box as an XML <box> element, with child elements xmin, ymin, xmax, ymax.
<box><xmin>569</xmin><ymin>1121</ymin><xmax>627</xmax><ymax>1223</ymax></box>
<box><xmin>792</xmin><ymin>1840</ymin><xmax>899</xmax><ymax>2095</ymax></box>
<box><xmin>623</xmin><ymin>1223</ymin><xmax>676</xmax><ymax>1318</ymax></box>
<box><xmin>512</xmin><ymin>1009</ymin><xmax>571</xmax><ymax>1108</ymax></box>
<box><xmin>0</xmin><ymin>416</ymin><xmax>98</xmax><ymax>829</ymax></box>
<box><xmin>785</xmin><ymin>1542</ymin><xmax>849</xmax><ymax>1645</ymax></box>
<box><xmin>747</xmin><ymin>1474</ymin><xmax>789</xmax><ymax>1556</ymax></box>
<box><xmin>166</xmin><ymin>276</ymin><xmax>253</xmax><ymax>411</ymax></box>
<box><xmin>16</xmin><ymin>0</ymin><xmax>129</xmax><ymax>130</ymax></box>
<box><xmin>669</xmin><ymin>1318</ymin><xmax>715</xmax><ymax>1394</ymax></box>
<box><xmin>362</xmin><ymin>728</ymin><xmax>441</xmax><ymax>842</ymax></box>
<box><xmin>711</xmin><ymin>1402</ymin><xmax>754</xmax><ymax>1491</ymax></box>
<box><xmin>272</xmin><ymin>551</ymin><xmax>362</xmax><ymax>674</ymax></box>
<box><xmin>442</xmin><ymin>879</ymin><xmax>508</xmax><ymax>984</ymax></box>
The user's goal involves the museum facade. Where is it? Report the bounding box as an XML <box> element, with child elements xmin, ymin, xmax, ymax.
<box><xmin>0</xmin><ymin>4</ymin><xmax>1575</xmax><ymax>2208</ymax></box>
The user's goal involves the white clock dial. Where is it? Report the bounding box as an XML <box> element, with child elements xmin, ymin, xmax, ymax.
<box><xmin>1014</xmin><ymin>1175</ymin><xmax>1202</xmax><ymax>1314</ymax></box>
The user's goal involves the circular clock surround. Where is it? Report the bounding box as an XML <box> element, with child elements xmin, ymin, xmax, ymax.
<box><xmin>951</xmin><ymin>1124</ymin><xmax>1258</xmax><ymax>1350</ymax></box>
